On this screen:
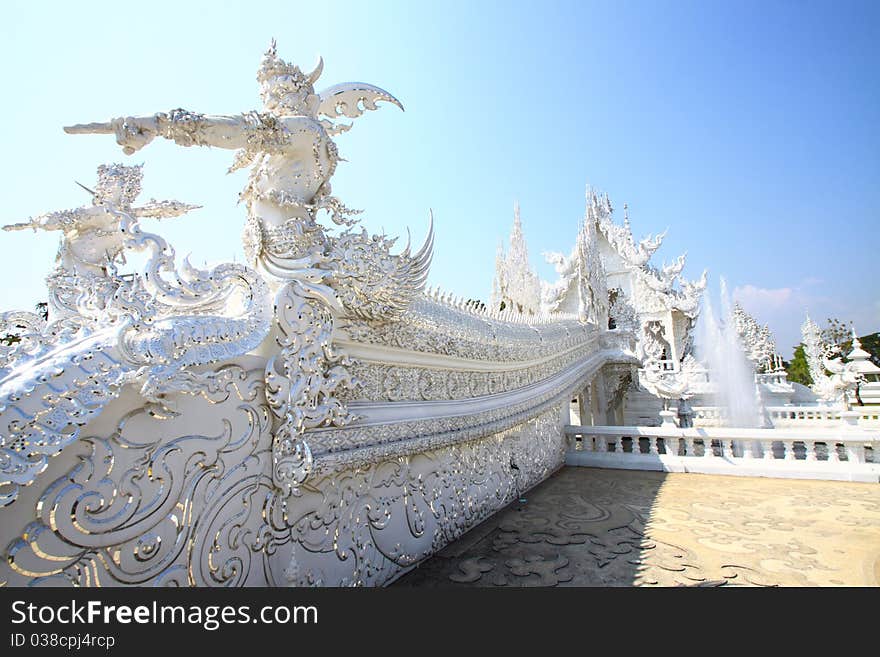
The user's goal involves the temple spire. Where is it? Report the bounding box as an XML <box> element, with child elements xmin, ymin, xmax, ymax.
<box><xmin>491</xmin><ymin>201</ymin><xmax>541</xmax><ymax>315</ymax></box>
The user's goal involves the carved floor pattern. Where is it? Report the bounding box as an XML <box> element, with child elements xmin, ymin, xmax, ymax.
<box><xmin>393</xmin><ymin>467</ymin><xmax>880</xmax><ymax>587</ymax></box>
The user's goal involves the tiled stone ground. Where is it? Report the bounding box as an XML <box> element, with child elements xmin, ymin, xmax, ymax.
<box><xmin>393</xmin><ymin>467</ymin><xmax>880</xmax><ymax>587</ymax></box>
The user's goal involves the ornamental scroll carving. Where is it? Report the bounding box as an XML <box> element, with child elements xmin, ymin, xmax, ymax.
<box><xmin>279</xmin><ymin>405</ymin><xmax>567</xmax><ymax>587</ymax></box>
<box><xmin>0</xmin><ymin>368</ymin><xmax>566</xmax><ymax>587</ymax></box>
<box><xmin>264</xmin><ymin>281</ymin><xmax>358</xmax><ymax>498</ymax></box>
<box><xmin>0</xmin><ymin>365</ymin><xmax>277</xmax><ymax>586</ymax></box>
<box><xmin>340</xmin><ymin>340</ymin><xmax>601</xmax><ymax>403</ymax></box>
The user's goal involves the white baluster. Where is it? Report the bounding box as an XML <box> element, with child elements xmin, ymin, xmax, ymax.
<box><xmin>615</xmin><ymin>435</ymin><xmax>624</xmax><ymax>453</ymax></box>
<box><xmin>805</xmin><ymin>440</ymin><xmax>817</xmax><ymax>461</ymax></box>
<box><xmin>742</xmin><ymin>440</ymin><xmax>754</xmax><ymax>459</ymax></box>
<box><xmin>827</xmin><ymin>441</ymin><xmax>840</xmax><ymax>463</ymax></box>
<box><xmin>784</xmin><ymin>440</ymin><xmax>796</xmax><ymax>460</ymax></box>
<box><xmin>762</xmin><ymin>439</ymin><xmax>775</xmax><ymax>460</ymax></box>
<box><xmin>703</xmin><ymin>438</ymin><xmax>715</xmax><ymax>457</ymax></box>
<box><xmin>649</xmin><ymin>435</ymin><xmax>659</xmax><ymax>455</ymax></box>
<box><xmin>846</xmin><ymin>442</ymin><xmax>865</xmax><ymax>464</ymax></box>
<box><xmin>726</xmin><ymin>438</ymin><xmax>737</xmax><ymax>458</ymax></box>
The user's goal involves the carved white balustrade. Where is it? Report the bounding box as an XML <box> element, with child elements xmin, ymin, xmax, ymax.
<box><xmin>682</xmin><ymin>404</ymin><xmax>880</xmax><ymax>429</ymax></box>
<box><xmin>565</xmin><ymin>424</ymin><xmax>880</xmax><ymax>482</ymax></box>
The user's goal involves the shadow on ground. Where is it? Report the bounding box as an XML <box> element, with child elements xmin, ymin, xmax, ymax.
<box><xmin>392</xmin><ymin>467</ymin><xmax>880</xmax><ymax>587</ymax></box>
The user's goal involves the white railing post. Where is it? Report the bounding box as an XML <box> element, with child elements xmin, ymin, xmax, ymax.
<box><xmin>565</xmin><ymin>424</ymin><xmax>878</xmax><ymax>480</ymax></box>
<box><xmin>805</xmin><ymin>439</ymin><xmax>817</xmax><ymax>461</ymax></box>
<box><xmin>703</xmin><ymin>438</ymin><xmax>714</xmax><ymax>457</ymax></box>
<box><xmin>846</xmin><ymin>442</ymin><xmax>865</xmax><ymax>464</ymax></box>
<box><xmin>827</xmin><ymin>441</ymin><xmax>840</xmax><ymax>463</ymax></box>
<box><xmin>726</xmin><ymin>438</ymin><xmax>737</xmax><ymax>458</ymax></box>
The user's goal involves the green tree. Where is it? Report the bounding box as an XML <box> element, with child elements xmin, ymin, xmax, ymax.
<box><xmin>859</xmin><ymin>333</ymin><xmax>880</xmax><ymax>368</ymax></box>
<box><xmin>785</xmin><ymin>344</ymin><xmax>812</xmax><ymax>386</ymax></box>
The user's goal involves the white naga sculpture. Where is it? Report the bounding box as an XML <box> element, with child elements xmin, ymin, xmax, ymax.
<box><xmin>802</xmin><ymin>316</ymin><xmax>865</xmax><ymax>407</ymax></box>
<box><xmin>801</xmin><ymin>315</ymin><xmax>843</xmax><ymax>403</ymax></box>
<box><xmin>0</xmin><ymin>164</ymin><xmax>270</xmax><ymax>507</ymax></box>
<box><xmin>67</xmin><ymin>41</ymin><xmax>433</xmax><ymax>498</ymax></box>
<box><xmin>639</xmin><ymin>354</ymin><xmax>703</xmax><ymax>406</ymax></box>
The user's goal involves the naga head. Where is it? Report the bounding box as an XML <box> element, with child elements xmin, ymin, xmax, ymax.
<box><xmin>257</xmin><ymin>39</ymin><xmax>323</xmax><ymax>117</ymax></box>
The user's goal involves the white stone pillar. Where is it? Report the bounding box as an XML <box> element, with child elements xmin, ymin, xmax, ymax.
<box><xmin>592</xmin><ymin>373</ymin><xmax>608</xmax><ymax>426</ymax></box>
<box><xmin>577</xmin><ymin>384</ymin><xmax>590</xmax><ymax>426</ymax></box>
<box><xmin>665</xmin><ymin>312</ymin><xmax>680</xmax><ymax>371</ymax></box>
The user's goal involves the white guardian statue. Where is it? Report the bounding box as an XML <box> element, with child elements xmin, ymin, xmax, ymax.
<box><xmin>66</xmin><ymin>40</ymin><xmax>432</xmax><ymax>320</ymax></box>
<box><xmin>0</xmin><ymin>164</ymin><xmax>270</xmax><ymax>507</ymax></box>
<box><xmin>66</xmin><ymin>41</ymin><xmax>433</xmax><ymax>497</ymax></box>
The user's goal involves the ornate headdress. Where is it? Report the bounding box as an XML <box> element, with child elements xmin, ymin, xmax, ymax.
<box><xmin>94</xmin><ymin>163</ymin><xmax>144</xmax><ymax>208</ymax></box>
<box><xmin>257</xmin><ymin>39</ymin><xmax>323</xmax><ymax>91</ymax></box>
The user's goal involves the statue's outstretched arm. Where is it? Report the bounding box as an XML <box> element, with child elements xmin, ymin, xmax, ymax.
<box><xmin>3</xmin><ymin>208</ymin><xmax>88</xmax><ymax>232</ymax></box>
<box><xmin>65</xmin><ymin>109</ymin><xmax>279</xmax><ymax>154</ymax></box>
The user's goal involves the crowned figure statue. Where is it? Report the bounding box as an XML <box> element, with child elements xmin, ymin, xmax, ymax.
<box><xmin>66</xmin><ymin>40</ymin><xmax>431</xmax><ymax>322</ymax></box>
<box><xmin>4</xmin><ymin>163</ymin><xmax>198</xmax><ymax>322</ymax></box>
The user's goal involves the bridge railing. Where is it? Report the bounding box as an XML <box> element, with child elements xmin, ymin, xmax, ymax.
<box><xmin>563</xmin><ymin>424</ymin><xmax>879</xmax><ymax>481</ymax></box>
<box><xmin>684</xmin><ymin>405</ymin><xmax>880</xmax><ymax>428</ymax></box>
<box><xmin>765</xmin><ymin>406</ymin><xmax>880</xmax><ymax>427</ymax></box>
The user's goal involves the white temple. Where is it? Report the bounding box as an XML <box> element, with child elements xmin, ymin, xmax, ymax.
<box><xmin>0</xmin><ymin>43</ymin><xmax>875</xmax><ymax>588</ymax></box>
<box><xmin>493</xmin><ymin>189</ymin><xmax>708</xmax><ymax>425</ymax></box>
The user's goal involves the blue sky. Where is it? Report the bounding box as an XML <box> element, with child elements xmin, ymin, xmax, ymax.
<box><xmin>1</xmin><ymin>0</ymin><xmax>877</xmax><ymax>354</ymax></box>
